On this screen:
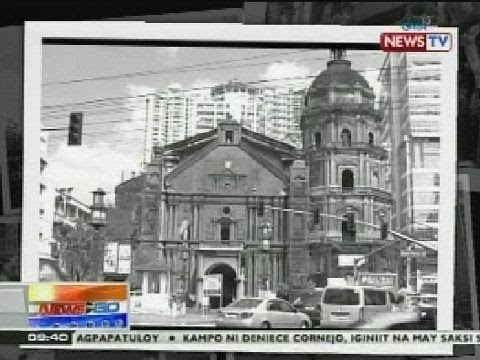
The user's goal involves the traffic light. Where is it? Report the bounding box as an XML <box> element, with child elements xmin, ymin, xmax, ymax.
<box><xmin>346</xmin><ymin>212</ymin><xmax>355</xmax><ymax>232</ymax></box>
<box><xmin>381</xmin><ymin>221</ymin><xmax>388</xmax><ymax>240</ymax></box>
<box><xmin>68</xmin><ymin>112</ymin><xmax>83</xmax><ymax>145</ymax></box>
<box><xmin>258</xmin><ymin>200</ymin><xmax>265</xmax><ymax>216</ymax></box>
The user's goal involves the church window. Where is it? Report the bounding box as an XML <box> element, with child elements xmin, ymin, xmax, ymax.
<box><xmin>315</xmin><ymin>132</ymin><xmax>321</xmax><ymax>148</ymax></box>
<box><xmin>341</xmin><ymin>129</ymin><xmax>352</xmax><ymax>147</ymax></box>
<box><xmin>220</xmin><ymin>221</ymin><xmax>231</xmax><ymax>241</ymax></box>
<box><xmin>342</xmin><ymin>169</ymin><xmax>354</xmax><ymax>189</ymax></box>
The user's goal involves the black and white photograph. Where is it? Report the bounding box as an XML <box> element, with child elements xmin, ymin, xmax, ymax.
<box><xmin>23</xmin><ymin>23</ymin><xmax>457</xmax><ymax>355</ymax></box>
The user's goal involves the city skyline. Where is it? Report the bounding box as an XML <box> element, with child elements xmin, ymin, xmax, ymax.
<box><xmin>42</xmin><ymin>46</ymin><xmax>385</xmax><ymax>204</ymax></box>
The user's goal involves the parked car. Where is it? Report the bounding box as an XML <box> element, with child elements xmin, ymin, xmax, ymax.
<box><xmin>216</xmin><ymin>298</ymin><xmax>311</xmax><ymax>329</ymax></box>
<box><xmin>292</xmin><ymin>289</ymin><xmax>323</xmax><ymax>327</ymax></box>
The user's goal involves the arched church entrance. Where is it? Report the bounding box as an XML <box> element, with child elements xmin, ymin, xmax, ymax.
<box><xmin>205</xmin><ymin>263</ymin><xmax>237</xmax><ymax>309</ymax></box>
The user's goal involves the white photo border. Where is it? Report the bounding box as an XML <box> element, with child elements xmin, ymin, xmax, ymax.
<box><xmin>23</xmin><ymin>22</ymin><xmax>458</xmax><ymax>355</ymax></box>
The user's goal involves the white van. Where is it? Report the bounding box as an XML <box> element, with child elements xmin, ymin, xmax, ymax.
<box><xmin>321</xmin><ymin>285</ymin><xmax>395</xmax><ymax>328</ymax></box>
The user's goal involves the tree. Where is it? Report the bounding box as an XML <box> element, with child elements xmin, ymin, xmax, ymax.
<box><xmin>54</xmin><ymin>224</ymin><xmax>107</xmax><ymax>281</ymax></box>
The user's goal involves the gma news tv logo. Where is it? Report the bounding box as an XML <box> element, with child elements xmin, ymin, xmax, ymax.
<box><xmin>380</xmin><ymin>33</ymin><xmax>452</xmax><ymax>52</ymax></box>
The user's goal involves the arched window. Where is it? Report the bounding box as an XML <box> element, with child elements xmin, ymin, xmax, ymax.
<box><xmin>369</xmin><ymin>132</ymin><xmax>374</xmax><ymax>145</ymax></box>
<box><xmin>341</xmin><ymin>129</ymin><xmax>352</xmax><ymax>147</ymax></box>
<box><xmin>372</xmin><ymin>171</ymin><xmax>379</xmax><ymax>188</ymax></box>
<box><xmin>315</xmin><ymin>132</ymin><xmax>321</xmax><ymax>148</ymax></box>
<box><xmin>220</xmin><ymin>219</ymin><xmax>231</xmax><ymax>241</ymax></box>
<box><xmin>342</xmin><ymin>169</ymin><xmax>354</xmax><ymax>189</ymax></box>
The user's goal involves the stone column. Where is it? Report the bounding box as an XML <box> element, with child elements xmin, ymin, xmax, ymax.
<box><xmin>142</xmin><ymin>272</ymin><xmax>149</xmax><ymax>295</ymax></box>
<box><xmin>160</xmin><ymin>272</ymin><xmax>168</xmax><ymax>295</ymax></box>
<box><xmin>371</xmin><ymin>198</ymin><xmax>375</xmax><ymax>229</ymax></box>
<box><xmin>196</xmin><ymin>278</ymin><xmax>203</xmax><ymax>308</ymax></box>
<box><xmin>380</xmin><ymin>163</ymin><xmax>385</xmax><ymax>189</ymax></box>
<box><xmin>366</xmin><ymin>155</ymin><xmax>370</xmax><ymax>187</ymax></box>
<box><xmin>236</xmin><ymin>278</ymin><xmax>244</xmax><ymax>301</ymax></box>
<box><xmin>167</xmin><ymin>205</ymin><xmax>174</xmax><ymax>240</ymax></box>
<box><xmin>172</xmin><ymin>205</ymin><xmax>177</xmax><ymax>240</ymax></box>
<box><xmin>252</xmin><ymin>252</ymin><xmax>259</xmax><ymax>296</ymax></box>
<box><xmin>247</xmin><ymin>206</ymin><xmax>252</xmax><ymax>242</ymax></box>
<box><xmin>248</xmin><ymin>252</ymin><xmax>255</xmax><ymax>296</ymax></box>
<box><xmin>273</xmin><ymin>205</ymin><xmax>278</xmax><ymax>244</ymax></box>
<box><xmin>406</xmin><ymin>257</ymin><xmax>412</xmax><ymax>292</ymax></box>
<box><xmin>193</xmin><ymin>204</ymin><xmax>199</xmax><ymax>240</ymax></box>
<box><xmin>331</xmin><ymin>157</ymin><xmax>336</xmax><ymax>186</ymax></box>
<box><xmin>165</xmin><ymin>248</ymin><xmax>171</xmax><ymax>301</ymax></box>
<box><xmin>198</xmin><ymin>204</ymin><xmax>204</xmax><ymax>241</ymax></box>
<box><xmin>272</xmin><ymin>253</ymin><xmax>278</xmax><ymax>291</ymax></box>
<box><xmin>267</xmin><ymin>252</ymin><xmax>272</xmax><ymax>292</ymax></box>
<box><xmin>326</xmin><ymin>157</ymin><xmax>330</xmax><ymax>186</ymax></box>
<box><xmin>359</xmin><ymin>153</ymin><xmax>364</xmax><ymax>186</ymax></box>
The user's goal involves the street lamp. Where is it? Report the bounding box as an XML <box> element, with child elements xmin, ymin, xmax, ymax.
<box><xmin>259</xmin><ymin>220</ymin><xmax>273</xmax><ymax>293</ymax></box>
<box><xmin>90</xmin><ymin>188</ymin><xmax>107</xmax><ymax>281</ymax></box>
<box><xmin>181</xmin><ymin>245</ymin><xmax>189</xmax><ymax>307</ymax></box>
<box><xmin>91</xmin><ymin>188</ymin><xmax>107</xmax><ymax>228</ymax></box>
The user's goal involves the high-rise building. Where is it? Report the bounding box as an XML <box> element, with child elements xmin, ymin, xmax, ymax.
<box><xmin>406</xmin><ymin>54</ymin><xmax>441</xmax><ymax>243</ymax></box>
<box><xmin>378</xmin><ymin>53</ymin><xmax>410</xmax><ymax>233</ymax></box>
<box><xmin>142</xmin><ymin>81</ymin><xmax>306</xmax><ymax>166</ymax></box>
<box><xmin>380</xmin><ymin>53</ymin><xmax>441</xmax><ymax>242</ymax></box>
<box><xmin>264</xmin><ymin>86</ymin><xmax>305</xmax><ymax>148</ymax></box>
<box><xmin>379</xmin><ymin>53</ymin><xmax>441</xmax><ymax>290</ymax></box>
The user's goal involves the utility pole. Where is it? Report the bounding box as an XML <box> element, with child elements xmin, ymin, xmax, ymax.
<box><xmin>90</xmin><ymin>188</ymin><xmax>107</xmax><ymax>281</ymax></box>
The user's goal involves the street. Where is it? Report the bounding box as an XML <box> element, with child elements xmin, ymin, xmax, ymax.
<box><xmin>130</xmin><ymin>308</ymin><xmax>423</xmax><ymax>329</ymax></box>
<box><xmin>356</xmin><ymin>310</ymin><xmax>420</xmax><ymax>329</ymax></box>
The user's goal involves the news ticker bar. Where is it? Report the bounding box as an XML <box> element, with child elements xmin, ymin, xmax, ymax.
<box><xmin>7</xmin><ymin>330</ymin><xmax>480</xmax><ymax>348</ymax></box>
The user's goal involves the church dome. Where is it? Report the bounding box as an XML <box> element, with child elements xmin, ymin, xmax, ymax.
<box><xmin>308</xmin><ymin>58</ymin><xmax>371</xmax><ymax>97</ymax></box>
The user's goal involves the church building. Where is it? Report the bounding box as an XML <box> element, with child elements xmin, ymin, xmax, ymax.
<box><xmin>123</xmin><ymin>51</ymin><xmax>402</xmax><ymax>308</ymax></box>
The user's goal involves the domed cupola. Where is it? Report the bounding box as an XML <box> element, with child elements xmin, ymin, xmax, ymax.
<box><xmin>301</xmin><ymin>49</ymin><xmax>379</xmax><ymax>151</ymax></box>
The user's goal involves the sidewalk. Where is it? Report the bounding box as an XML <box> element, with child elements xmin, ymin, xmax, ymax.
<box><xmin>130</xmin><ymin>308</ymin><xmax>219</xmax><ymax>327</ymax></box>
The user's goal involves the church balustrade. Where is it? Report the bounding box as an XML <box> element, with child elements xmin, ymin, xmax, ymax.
<box><xmin>306</xmin><ymin>142</ymin><xmax>388</xmax><ymax>158</ymax></box>
<box><xmin>198</xmin><ymin>240</ymin><xmax>245</xmax><ymax>250</ymax></box>
<box><xmin>309</xmin><ymin>186</ymin><xmax>391</xmax><ymax>200</ymax></box>
<box><xmin>307</xmin><ymin>229</ymin><xmax>384</xmax><ymax>244</ymax></box>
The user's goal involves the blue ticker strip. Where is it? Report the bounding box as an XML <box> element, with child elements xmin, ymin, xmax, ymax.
<box><xmin>28</xmin><ymin>313</ymin><xmax>128</xmax><ymax>328</ymax></box>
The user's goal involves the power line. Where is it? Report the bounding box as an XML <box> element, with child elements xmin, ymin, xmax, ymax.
<box><xmin>41</xmin><ymin>64</ymin><xmax>438</xmax><ymax>112</ymax></box>
<box><xmin>43</xmin><ymin>117</ymin><xmax>140</xmax><ymax>131</ymax></box>
<box><xmin>42</xmin><ymin>49</ymin><xmax>382</xmax><ymax>87</ymax></box>
<box><xmin>43</xmin><ymin>49</ymin><xmax>317</xmax><ymax>87</ymax></box>
<box><xmin>43</xmin><ymin>106</ymin><xmax>142</xmax><ymax>123</ymax></box>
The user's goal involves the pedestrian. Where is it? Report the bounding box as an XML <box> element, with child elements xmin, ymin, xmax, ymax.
<box><xmin>293</xmin><ymin>297</ymin><xmax>304</xmax><ymax>309</ymax></box>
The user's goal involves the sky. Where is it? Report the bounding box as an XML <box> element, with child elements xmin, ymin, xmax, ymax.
<box><xmin>41</xmin><ymin>45</ymin><xmax>385</xmax><ymax>205</ymax></box>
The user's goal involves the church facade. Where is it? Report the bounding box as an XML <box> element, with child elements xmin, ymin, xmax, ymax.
<box><xmin>125</xmin><ymin>54</ymin><xmax>404</xmax><ymax>308</ymax></box>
